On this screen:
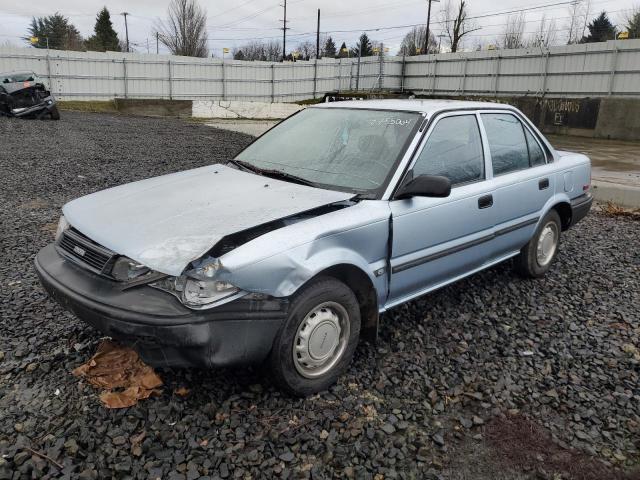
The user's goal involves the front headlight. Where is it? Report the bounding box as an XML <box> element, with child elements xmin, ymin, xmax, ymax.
<box><xmin>55</xmin><ymin>215</ymin><xmax>69</xmax><ymax>241</ymax></box>
<box><xmin>150</xmin><ymin>276</ymin><xmax>241</xmax><ymax>309</ymax></box>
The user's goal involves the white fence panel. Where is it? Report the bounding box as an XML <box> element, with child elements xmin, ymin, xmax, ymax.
<box><xmin>1</xmin><ymin>39</ymin><xmax>639</xmax><ymax>102</ymax></box>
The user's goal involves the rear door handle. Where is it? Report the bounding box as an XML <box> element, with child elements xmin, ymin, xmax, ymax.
<box><xmin>539</xmin><ymin>178</ymin><xmax>550</xmax><ymax>190</ymax></box>
<box><xmin>478</xmin><ymin>194</ymin><xmax>493</xmax><ymax>209</ymax></box>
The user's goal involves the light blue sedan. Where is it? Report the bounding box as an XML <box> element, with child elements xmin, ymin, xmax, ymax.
<box><xmin>36</xmin><ymin>100</ymin><xmax>592</xmax><ymax>395</ymax></box>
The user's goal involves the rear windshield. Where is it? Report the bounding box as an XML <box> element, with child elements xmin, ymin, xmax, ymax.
<box><xmin>235</xmin><ymin>107</ymin><xmax>422</xmax><ymax>196</ymax></box>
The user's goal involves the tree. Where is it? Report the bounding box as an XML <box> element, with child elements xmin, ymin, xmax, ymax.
<box><xmin>85</xmin><ymin>7</ymin><xmax>120</xmax><ymax>52</ymax></box>
<box><xmin>26</xmin><ymin>13</ymin><xmax>84</xmax><ymax>50</ymax></box>
<box><xmin>157</xmin><ymin>0</ymin><xmax>208</xmax><ymax>57</ymax></box>
<box><xmin>351</xmin><ymin>33</ymin><xmax>373</xmax><ymax>57</ymax></box>
<box><xmin>398</xmin><ymin>26</ymin><xmax>437</xmax><ymax>55</ymax></box>
<box><xmin>581</xmin><ymin>11</ymin><xmax>616</xmax><ymax>42</ymax></box>
<box><xmin>441</xmin><ymin>0</ymin><xmax>478</xmax><ymax>52</ymax></box>
<box><xmin>501</xmin><ymin>13</ymin><xmax>527</xmax><ymax>49</ymax></box>
<box><xmin>624</xmin><ymin>6</ymin><xmax>640</xmax><ymax>39</ymax></box>
<box><xmin>530</xmin><ymin>14</ymin><xmax>558</xmax><ymax>47</ymax></box>
<box><xmin>337</xmin><ymin>42</ymin><xmax>349</xmax><ymax>58</ymax></box>
<box><xmin>323</xmin><ymin>36</ymin><xmax>337</xmax><ymax>58</ymax></box>
<box><xmin>233</xmin><ymin>50</ymin><xmax>245</xmax><ymax>61</ymax></box>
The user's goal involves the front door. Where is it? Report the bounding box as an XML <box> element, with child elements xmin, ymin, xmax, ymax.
<box><xmin>387</xmin><ymin>112</ymin><xmax>495</xmax><ymax>308</ymax></box>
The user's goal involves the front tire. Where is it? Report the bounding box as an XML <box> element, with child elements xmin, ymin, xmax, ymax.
<box><xmin>50</xmin><ymin>106</ymin><xmax>61</xmax><ymax>120</ymax></box>
<box><xmin>269</xmin><ymin>277</ymin><xmax>361</xmax><ymax>396</ymax></box>
<box><xmin>514</xmin><ymin>209</ymin><xmax>561</xmax><ymax>278</ymax></box>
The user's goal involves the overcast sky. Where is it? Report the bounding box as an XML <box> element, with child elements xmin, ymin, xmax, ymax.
<box><xmin>0</xmin><ymin>0</ymin><xmax>636</xmax><ymax>56</ymax></box>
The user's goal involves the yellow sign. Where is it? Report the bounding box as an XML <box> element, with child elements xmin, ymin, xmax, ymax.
<box><xmin>488</xmin><ymin>44</ymin><xmax>497</xmax><ymax>50</ymax></box>
<box><xmin>373</xmin><ymin>47</ymin><xmax>380</xmax><ymax>53</ymax></box>
<box><xmin>416</xmin><ymin>47</ymin><xmax>421</xmax><ymax>53</ymax></box>
<box><xmin>384</xmin><ymin>47</ymin><xmax>390</xmax><ymax>52</ymax></box>
<box><xmin>30</xmin><ymin>36</ymin><xmax>38</xmax><ymax>44</ymax></box>
<box><xmin>618</xmin><ymin>31</ymin><xmax>629</xmax><ymax>39</ymax></box>
<box><xmin>341</xmin><ymin>47</ymin><xmax>348</xmax><ymax>52</ymax></box>
<box><xmin>293</xmin><ymin>51</ymin><xmax>300</xmax><ymax>58</ymax></box>
<box><xmin>223</xmin><ymin>47</ymin><xmax>230</xmax><ymax>53</ymax></box>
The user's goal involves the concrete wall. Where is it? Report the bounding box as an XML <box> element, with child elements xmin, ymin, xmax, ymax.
<box><xmin>595</xmin><ymin>98</ymin><xmax>640</xmax><ymax>141</ymax></box>
<box><xmin>192</xmin><ymin>100</ymin><xmax>303</xmax><ymax>119</ymax></box>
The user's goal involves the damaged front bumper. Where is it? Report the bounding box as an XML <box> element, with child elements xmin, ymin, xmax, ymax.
<box><xmin>35</xmin><ymin>244</ymin><xmax>287</xmax><ymax>368</ymax></box>
<box><xmin>10</xmin><ymin>96</ymin><xmax>56</xmax><ymax>118</ymax></box>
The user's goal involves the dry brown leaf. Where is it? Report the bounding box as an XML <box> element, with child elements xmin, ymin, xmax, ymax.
<box><xmin>73</xmin><ymin>340</ymin><xmax>163</xmax><ymax>408</ymax></box>
<box><xmin>174</xmin><ymin>387</ymin><xmax>190</xmax><ymax>397</ymax></box>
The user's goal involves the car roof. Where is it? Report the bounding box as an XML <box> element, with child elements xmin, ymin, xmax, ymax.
<box><xmin>314</xmin><ymin>98</ymin><xmax>516</xmax><ymax>115</ymax></box>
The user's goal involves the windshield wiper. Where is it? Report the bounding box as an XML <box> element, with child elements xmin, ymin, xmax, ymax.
<box><xmin>258</xmin><ymin>168</ymin><xmax>317</xmax><ymax>187</ymax></box>
<box><xmin>227</xmin><ymin>159</ymin><xmax>261</xmax><ymax>173</ymax></box>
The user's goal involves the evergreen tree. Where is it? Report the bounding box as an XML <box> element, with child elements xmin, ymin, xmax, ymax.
<box><xmin>85</xmin><ymin>7</ymin><xmax>120</xmax><ymax>52</ymax></box>
<box><xmin>323</xmin><ymin>36</ymin><xmax>337</xmax><ymax>58</ymax></box>
<box><xmin>351</xmin><ymin>33</ymin><xmax>373</xmax><ymax>57</ymax></box>
<box><xmin>26</xmin><ymin>13</ymin><xmax>84</xmax><ymax>50</ymax></box>
<box><xmin>627</xmin><ymin>11</ymin><xmax>640</xmax><ymax>39</ymax></box>
<box><xmin>233</xmin><ymin>49</ymin><xmax>245</xmax><ymax>60</ymax></box>
<box><xmin>581</xmin><ymin>11</ymin><xmax>617</xmax><ymax>43</ymax></box>
<box><xmin>337</xmin><ymin>42</ymin><xmax>349</xmax><ymax>58</ymax></box>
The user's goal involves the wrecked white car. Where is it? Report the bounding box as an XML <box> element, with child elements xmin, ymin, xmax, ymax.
<box><xmin>36</xmin><ymin>100</ymin><xmax>592</xmax><ymax>395</ymax></box>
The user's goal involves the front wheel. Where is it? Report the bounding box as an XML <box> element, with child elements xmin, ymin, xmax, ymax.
<box><xmin>49</xmin><ymin>106</ymin><xmax>61</xmax><ymax>120</ymax></box>
<box><xmin>269</xmin><ymin>277</ymin><xmax>361</xmax><ymax>396</ymax></box>
<box><xmin>514</xmin><ymin>209</ymin><xmax>561</xmax><ymax>278</ymax></box>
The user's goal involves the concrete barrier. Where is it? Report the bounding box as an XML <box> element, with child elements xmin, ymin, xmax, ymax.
<box><xmin>192</xmin><ymin>100</ymin><xmax>304</xmax><ymax>119</ymax></box>
<box><xmin>592</xmin><ymin>181</ymin><xmax>640</xmax><ymax>208</ymax></box>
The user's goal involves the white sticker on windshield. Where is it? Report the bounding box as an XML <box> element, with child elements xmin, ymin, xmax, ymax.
<box><xmin>368</xmin><ymin>118</ymin><xmax>413</xmax><ymax>127</ymax></box>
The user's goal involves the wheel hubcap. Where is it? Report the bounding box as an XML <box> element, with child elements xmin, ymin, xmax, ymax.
<box><xmin>536</xmin><ymin>221</ymin><xmax>558</xmax><ymax>267</ymax></box>
<box><xmin>293</xmin><ymin>301</ymin><xmax>350</xmax><ymax>378</ymax></box>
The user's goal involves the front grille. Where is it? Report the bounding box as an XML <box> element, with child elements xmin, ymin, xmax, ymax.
<box><xmin>58</xmin><ymin>229</ymin><xmax>115</xmax><ymax>274</ymax></box>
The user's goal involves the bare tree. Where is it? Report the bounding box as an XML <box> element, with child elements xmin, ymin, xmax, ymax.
<box><xmin>566</xmin><ymin>0</ymin><xmax>592</xmax><ymax>44</ymax></box>
<box><xmin>233</xmin><ymin>40</ymin><xmax>282</xmax><ymax>61</ymax></box>
<box><xmin>502</xmin><ymin>13</ymin><xmax>527</xmax><ymax>49</ymax></box>
<box><xmin>623</xmin><ymin>4</ymin><xmax>640</xmax><ymax>38</ymax></box>
<box><xmin>157</xmin><ymin>0</ymin><xmax>208</xmax><ymax>57</ymax></box>
<box><xmin>530</xmin><ymin>14</ymin><xmax>558</xmax><ymax>47</ymax></box>
<box><xmin>398</xmin><ymin>25</ymin><xmax>437</xmax><ymax>55</ymax></box>
<box><xmin>440</xmin><ymin>0</ymin><xmax>479</xmax><ymax>52</ymax></box>
<box><xmin>297</xmin><ymin>41</ymin><xmax>316</xmax><ymax>60</ymax></box>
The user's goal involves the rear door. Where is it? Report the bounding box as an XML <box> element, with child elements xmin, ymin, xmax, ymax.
<box><xmin>387</xmin><ymin>112</ymin><xmax>496</xmax><ymax>307</ymax></box>
<box><xmin>479</xmin><ymin>112</ymin><xmax>555</xmax><ymax>259</ymax></box>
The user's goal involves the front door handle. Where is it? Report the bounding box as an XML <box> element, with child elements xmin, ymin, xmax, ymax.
<box><xmin>478</xmin><ymin>194</ymin><xmax>493</xmax><ymax>209</ymax></box>
<box><xmin>539</xmin><ymin>178</ymin><xmax>550</xmax><ymax>190</ymax></box>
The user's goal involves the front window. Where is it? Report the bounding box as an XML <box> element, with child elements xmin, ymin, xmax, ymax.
<box><xmin>235</xmin><ymin>107</ymin><xmax>422</xmax><ymax>196</ymax></box>
<box><xmin>412</xmin><ymin>114</ymin><xmax>484</xmax><ymax>186</ymax></box>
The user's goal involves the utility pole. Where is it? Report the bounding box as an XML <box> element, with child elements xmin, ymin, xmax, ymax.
<box><xmin>425</xmin><ymin>0</ymin><xmax>433</xmax><ymax>54</ymax></box>
<box><xmin>121</xmin><ymin>12</ymin><xmax>130</xmax><ymax>53</ymax></box>
<box><xmin>281</xmin><ymin>0</ymin><xmax>288</xmax><ymax>61</ymax></box>
<box><xmin>316</xmin><ymin>9</ymin><xmax>321</xmax><ymax>59</ymax></box>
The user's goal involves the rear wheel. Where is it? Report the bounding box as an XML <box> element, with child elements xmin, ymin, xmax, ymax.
<box><xmin>269</xmin><ymin>277</ymin><xmax>360</xmax><ymax>396</ymax></box>
<box><xmin>514</xmin><ymin>210</ymin><xmax>561</xmax><ymax>278</ymax></box>
<box><xmin>50</xmin><ymin>106</ymin><xmax>60</xmax><ymax>120</ymax></box>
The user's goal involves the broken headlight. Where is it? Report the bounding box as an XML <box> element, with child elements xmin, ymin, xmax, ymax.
<box><xmin>149</xmin><ymin>276</ymin><xmax>240</xmax><ymax>309</ymax></box>
<box><xmin>111</xmin><ymin>257</ymin><xmax>150</xmax><ymax>281</ymax></box>
<box><xmin>55</xmin><ymin>215</ymin><xmax>69</xmax><ymax>241</ymax></box>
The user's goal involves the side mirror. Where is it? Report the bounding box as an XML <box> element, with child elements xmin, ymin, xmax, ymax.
<box><xmin>395</xmin><ymin>174</ymin><xmax>451</xmax><ymax>199</ymax></box>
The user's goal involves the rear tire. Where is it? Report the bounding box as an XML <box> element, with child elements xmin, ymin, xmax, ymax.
<box><xmin>514</xmin><ymin>210</ymin><xmax>561</xmax><ymax>278</ymax></box>
<box><xmin>269</xmin><ymin>277</ymin><xmax>361</xmax><ymax>397</ymax></box>
<box><xmin>50</xmin><ymin>106</ymin><xmax>60</xmax><ymax>120</ymax></box>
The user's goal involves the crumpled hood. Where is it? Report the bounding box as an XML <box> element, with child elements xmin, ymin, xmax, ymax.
<box><xmin>63</xmin><ymin>164</ymin><xmax>352</xmax><ymax>275</ymax></box>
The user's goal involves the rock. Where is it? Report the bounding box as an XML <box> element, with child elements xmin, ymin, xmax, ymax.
<box><xmin>279</xmin><ymin>451</ymin><xmax>295</xmax><ymax>462</ymax></box>
<box><xmin>472</xmin><ymin>416</ymin><xmax>484</xmax><ymax>426</ymax></box>
<box><xmin>459</xmin><ymin>417</ymin><xmax>473</xmax><ymax>429</ymax></box>
<box><xmin>64</xmin><ymin>438</ymin><xmax>79</xmax><ymax>456</ymax></box>
<box><xmin>13</xmin><ymin>451</ymin><xmax>30</xmax><ymax>466</ymax></box>
<box><xmin>432</xmin><ymin>433</ymin><xmax>445</xmax><ymax>446</ymax></box>
<box><xmin>381</xmin><ymin>423</ymin><xmax>396</xmax><ymax>434</ymax></box>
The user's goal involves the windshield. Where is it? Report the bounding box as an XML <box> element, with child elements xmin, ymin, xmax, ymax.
<box><xmin>235</xmin><ymin>107</ymin><xmax>422</xmax><ymax>195</ymax></box>
<box><xmin>1</xmin><ymin>72</ymin><xmax>37</xmax><ymax>84</ymax></box>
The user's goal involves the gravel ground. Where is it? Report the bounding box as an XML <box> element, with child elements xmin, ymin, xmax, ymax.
<box><xmin>1</xmin><ymin>112</ymin><xmax>639</xmax><ymax>480</ymax></box>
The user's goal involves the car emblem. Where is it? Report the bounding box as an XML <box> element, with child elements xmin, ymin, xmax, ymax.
<box><xmin>73</xmin><ymin>246</ymin><xmax>86</xmax><ymax>256</ymax></box>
